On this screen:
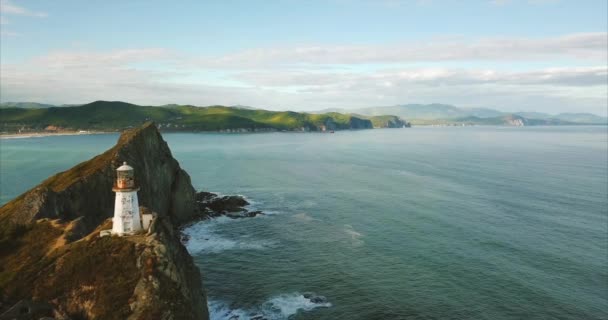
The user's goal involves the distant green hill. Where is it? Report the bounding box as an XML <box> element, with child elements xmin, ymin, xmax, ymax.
<box><xmin>318</xmin><ymin>104</ymin><xmax>607</xmax><ymax>125</ymax></box>
<box><xmin>552</xmin><ymin>113</ymin><xmax>608</xmax><ymax>124</ymax></box>
<box><xmin>452</xmin><ymin>114</ymin><xmax>574</xmax><ymax>126</ymax></box>
<box><xmin>0</xmin><ymin>102</ymin><xmax>56</xmax><ymax>109</ymax></box>
<box><xmin>0</xmin><ymin>101</ymin><xmax>409</xmax><ymax>133</ymax></box>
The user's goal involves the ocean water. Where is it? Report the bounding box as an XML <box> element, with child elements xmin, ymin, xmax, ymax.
<box><xmin>1</xmin><ymin>127</ymin><xmax>607</xmax><ymax>320</ymax></box>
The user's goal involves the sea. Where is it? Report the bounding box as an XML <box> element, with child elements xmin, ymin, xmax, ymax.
<box><xmin>1</xmin><ymin>126</ymin><xmax>607</xmax><ymax>320</ymax></box>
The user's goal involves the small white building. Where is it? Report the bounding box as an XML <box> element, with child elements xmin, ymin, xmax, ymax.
<box><xmin>112</xmin><ymin>162</ymin><xmax>143</xmax><ymax>235</ymax></box>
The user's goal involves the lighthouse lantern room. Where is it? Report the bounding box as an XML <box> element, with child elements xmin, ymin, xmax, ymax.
<box><xmin>112</xmin><ymin>162</ymin><xmax>143</xmax><ymax>235</ymax></box>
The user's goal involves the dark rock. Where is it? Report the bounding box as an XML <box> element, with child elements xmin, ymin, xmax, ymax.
<box><xmin>194</xmin><ymin>191</ymin><xmax>216</xmax><ymax>203</ymax></box>
<box><xmin>225</xmin><ymin>210</ymin><xmax>264</xmax><ymax>219</ymax></box>
<box><xmin>129</xmin><ymin>215</ymin><xmax>209</xmax><ymax>320</ymax></box>
<box><xmin>310</xmin><ymin>295</ymin><xmax>327</xmax><ymax>304</ymax></box>
<box><xmin>385</xmin><ymin>118</ymin><xmax>411</xmax><ymax>128</ymax></box>
<box><xmin>349</xmin><ymin>117</ymin><xmax>373</xmax><ymax>129</ymax></box>
<box><xmin>194</xmin><ymin>191</ymin><xmax>263</xmax><ymax>219</ymax></box>
<box><xmin>0</xmin><ymin>300</ymin><xmax>54</xmax><ymax>320</ymax></box>
<box><xmin>246</xmin><ymin>210</ymin><xmax>264</xmax><ymax>217</ymax></box>
<box><xmin>63</xmin><ymin>216</ymin><xmax>89</xmax><ymax>243</ymax></box>
<box><xmin>209</xmin><ymin>195</ymin><xmax>249</xmax><ymax>213</ymax></box>
<box><xmin>302</xmin><ymin>292</ymin><xmax>328</xmax><ymax>304</ymax></box>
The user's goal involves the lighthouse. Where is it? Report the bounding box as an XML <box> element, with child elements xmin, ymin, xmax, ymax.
<box><xmin>112</xmin><ymin>162</ymin><xmax>143</xmax><ymax>235</ymax></box>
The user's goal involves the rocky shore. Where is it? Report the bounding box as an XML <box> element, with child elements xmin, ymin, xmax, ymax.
<box><xmin>0</xmin><ymin>123</ymin><xmax>215</xmax><ymax>319</ymax></box>
<box><xmin>194</xmin><ymin>192</ymin><xmax>264</xmax><ymax>219</ymax></box>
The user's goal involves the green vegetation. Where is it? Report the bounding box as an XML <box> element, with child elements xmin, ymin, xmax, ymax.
<box><xmin>0</xmin><ymin>102</ymin><xmax>56</xmax><ymax>109</ymax></box>
<box><xmin>321</xmin><ymin>104</ymin><xmax>607</xmax><ymax>125</ymax></box>
<box><xmin>407</xmin><ymin>114</ymin><xmax>577</xmax><ymax>126</ymax></box>
<box><xmin>39</xmin><ymin>236</ymin><xmax>139</xmax><ymax>320</ymax></box>
<box><xmin>0</xmin><ymin>101</ymin><xmax>408</xmax><ymax>132</ymax></box>
<box><xmin>0</xmin><ymin>221</ymin><xmax>63</xmax><ymax>300</ymax></box>
<box><xmin>0</xmin><ymin>219</ymin><xmax>141</xmax><ymax>320</ymax></box>
<box><xmin>357</xmin><ymin>114</ymin><xmax>410</xmax><ymax>128</ymax></box>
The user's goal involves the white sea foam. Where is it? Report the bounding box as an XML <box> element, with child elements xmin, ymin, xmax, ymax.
<box><xmin>182</xmin><ymin>216</ymin><xmax>275</xmax><ymax>254</ymax></box>
<box><xmin>344</xmin><ymin>224</ymin><xmax>364</xmax><ymax>246</ymax></box>
<box><xmin>259</xmin><ymin>210</ymin><xmax>280</xmax><ymax>216</ymax></box>
<box><xmin>263</xmin><ymin>293</ymin><xmax>332</xmax><ymax>317</ymax></box>
<box><xmin>203</xmin><ymin>192</ymin><xmax>281</xmax><ymax>216</ymax></box>
<box><xmin>208</xmin><ymin>301</ymin><xmax>250</xmax><ymax>320</ymax></box>
<box><xmin>238</xmin><ymin>194</ymin><xmax>259</xmax><ymax>206</ymax></box>
<box><xmin>293</xmin><ymin>212</ymin><xmax>319</xmax><ymax>222</ymax></box>
<box><xmin>209</xmin><ymin>292</ymin><xmax>331</xmax><ymax>320</ymax></box>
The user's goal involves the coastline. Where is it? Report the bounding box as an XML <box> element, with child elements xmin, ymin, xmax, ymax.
<box><xmin>0</xmin><ymin>123</ymin><xmax>210</xmax><ymax>319</ymax></box>
<box><xmin>0</xmin><ymin>131</ymin><xmax>113</xmax><ymax>139</ymax></box>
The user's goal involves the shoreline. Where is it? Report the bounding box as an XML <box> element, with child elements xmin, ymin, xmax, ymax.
<box><xmin>2</xmin><ymin>124</ymin><xmax>603</xmax><ymax>139</ymax></box>
<box><xmin>0</xmin><ymin>131</ymin><xmax>114</xmax><ymax>139</ymax></box>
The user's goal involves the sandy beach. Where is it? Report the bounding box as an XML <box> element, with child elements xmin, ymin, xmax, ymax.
<box><xmin>0</xmin><ymin>131</ymin><xmax>112</xmax><ymax>139</ymax></box>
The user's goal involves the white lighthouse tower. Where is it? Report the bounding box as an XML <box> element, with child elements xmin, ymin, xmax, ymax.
<box><xmin>112</xmin><ymin>162</ymin><xmax>143</xmax><ymax>235</ymax></box>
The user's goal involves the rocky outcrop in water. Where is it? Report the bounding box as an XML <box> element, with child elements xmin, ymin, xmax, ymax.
<box><xmin>194</xmin><ymin>192</ymin><xmax>264</xmax><ymax>219</ymax></box>
<box><xmin>0</xmin><ymin>122</ymin><xmax>209</xmax><ymax>319</ymax></box>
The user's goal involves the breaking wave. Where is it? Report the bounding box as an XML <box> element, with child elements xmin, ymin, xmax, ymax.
<box><xmin>344</xmin><ymin>224</ymin><xmax>364</xmax><ymax>246</ymax></box>
<box><xmin>182</xmin><ymin>216</ymin><xmax>275</xmax><ymax>254</ymax></box>
<box><xmin>209</xmin><ymin>292</ymin><xmax>331</xmax><ymax>320</ymax></box>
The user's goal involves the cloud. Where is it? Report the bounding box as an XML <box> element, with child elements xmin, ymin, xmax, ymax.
<box><xmin>189</xmin><ymin>32</ymin><xmax>606</xmax><ymax>69</ymax></box>
<box><xmin>235</xmin><ymin>66</ymin><xmax>608</xmax><ymax>88</ymax></box>
<box><xmin>0</xmin><ymin>48</ymin><xmax>295</xmax><ymax>108</ymax></box>
<box><xmin>1</xmin><ymin>0</ymin><xmax>47</xmax><ymax>36</ymax></box>
<box><xmin>0</xmin><ymin>30</ymin><xmax>18</xmax><ymax>37</ymax></box>
<box><xmin>1</xmin><ymin>35</ymin><xmax>607</xmax><ymax>115</ymax></box>
<box><xmin>490</xmin><ymin>0</ymin><xmax>558</xmax><ymax>5</ymax></box>
<box><xmin>32</xmin><ymin>48</ymin><xmax>175</xmax><ymax>68</ymax></box>
<box><xmin>489</xmin><ymin>0</ymin><xmax>511</xmax><ymax>6</ymax></box>
<box><xmin>0</xmin><ymin>0</ymin><xmax>47</xmax><ymax>17</ymax></box>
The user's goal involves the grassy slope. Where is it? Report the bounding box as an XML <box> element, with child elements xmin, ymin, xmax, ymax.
<box><xmin>354</xmin><ymin>114</ymin><xmax>406</xmax><ymax>128</ymax></box>
<box><xmin>0</xmin><ymin>101</ymin><xmax>395</xmax><ymax>132</ymax></box>
<box><xmin>0</xmin><ymin>219</ymin><xmax>141</xmax><ymax>320</ymax></box>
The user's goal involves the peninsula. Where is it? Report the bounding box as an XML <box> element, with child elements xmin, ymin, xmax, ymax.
<box><xmin>0</xmin><ymin>101</ymin><xmax>410</xmax><ymax>135</ymax></box>
<box><xmin>0</xmin><ymin>122</ymin><xmax>243</xmax><ymax>319</ymax></box>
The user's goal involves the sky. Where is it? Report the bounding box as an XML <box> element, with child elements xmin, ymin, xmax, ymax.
<box><xmin>0</xmin><ymin>0</ymin><xmax>607</xmax><ymax>115</ymax></box>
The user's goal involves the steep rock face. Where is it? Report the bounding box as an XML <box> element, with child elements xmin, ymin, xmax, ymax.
<box><xmin>128</xmin><ymin>214</ymin><xmax>208</xmax><ymax>320</ymax></box>
<box><xmin>348</xmin><ymin>117</ymin><xmax>373</xmax><ymax>129</ymax></box>
<box><xmin>0</xmin><ymin>122</ymin><xmax>198</xmax><ymax>235</ymax></box>
<box><xmin>0</xmin><ymin>123</ymin><xmax>209</xmax><ymax>320</ymax></box>
<box><xmin>503</xmin><ymin>114</ymin><xmax>527</xmax><ymax>126</ymax></box>
<box><xmin>382</xmin><ymin>117</ymin><xmax>410</xmax><ymax>128</ymax></box>
<box><xmin>323</xmin><ymin>118</ymin><xmax>338</xmax><ymax>131</ymax></box>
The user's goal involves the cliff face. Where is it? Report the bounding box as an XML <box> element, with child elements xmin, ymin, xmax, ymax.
<box><xmin>0</xmin><ymin>122</ymin><xmax>198</xmax><ymax>235</ymax></box>
<box><xmin>128</xmin><ymin>214</ymin><xmax>208</xmax><ymax>320</ymax></box>
<box><xmin>377</xmin><ymin>116</ymin><xmax>410</xmax><ymax>128</ymax></box>
<box><xmin>0</xmin><ymin>123</ymin><xmax>209</xmax><ymax>320</ymax></box>
<box><xmin>503</xmin><ymin>114</ymin><xmax>527</xmax><ymax>126</ymax></box>
<box><xmin>348</xmin><ymin>117</ymin><xmax>373</xmax><ymax>129</ymax></box>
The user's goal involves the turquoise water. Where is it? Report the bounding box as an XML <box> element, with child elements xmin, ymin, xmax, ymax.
<box><xmin>1</xmin><ymin>127</ymin><xmax>607</xmax><ymax>319</ymax></box>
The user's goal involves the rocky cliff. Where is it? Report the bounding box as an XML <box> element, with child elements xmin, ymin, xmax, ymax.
<box><xmin>0</xmin><ymin>122</ymin><xmax>209</xmax><ymax>319</ymax></box>
<box><xmin>348</xmin><ymin>117</ymin><xmax>374</xmax><ymax>129</ymax></box>
<box><xmin>0</xmin><ymin>122</ymin><xmax>198</xmax><ymax>234</ymax></box>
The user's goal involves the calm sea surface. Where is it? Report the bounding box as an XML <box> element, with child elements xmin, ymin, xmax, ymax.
<box><xmin>1</xmin><ymin>127</ymin><xmax>607</xmax><ymax>320</ymax></box>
